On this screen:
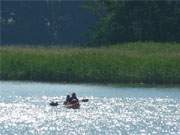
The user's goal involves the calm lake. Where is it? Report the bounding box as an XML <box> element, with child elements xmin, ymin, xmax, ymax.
<box><xmin>0</xmin><ymin>81</ymin><xmax>180</xmax><ymax>135</ymax></box>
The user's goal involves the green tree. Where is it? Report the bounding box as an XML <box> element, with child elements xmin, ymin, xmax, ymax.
<box><xmin>87</xmin><ymin>0</ymin><xmax>180</xmax><ymax>45</ymax></box>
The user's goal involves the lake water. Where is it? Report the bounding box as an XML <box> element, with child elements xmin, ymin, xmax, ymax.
<box><xmin>0</xmin><ymin>81</ymin><xmax>180</xmax><ymax>135</ymax></box>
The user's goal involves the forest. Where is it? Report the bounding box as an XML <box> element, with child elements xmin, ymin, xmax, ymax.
<box><xmin>1</xmin><ymin>0</ymin><xmax>180</xmax><ymax>84</ymax></box>
<box><xmin>1</xmin><ymin>0</ymin><xmax>180</xmax><ymax>45</ymax></box>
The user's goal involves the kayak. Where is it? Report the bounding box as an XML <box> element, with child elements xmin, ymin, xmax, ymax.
<box><xmin>64</xmin><ymin>102</ymin><xmax>80</xmax><ymax>109</ymax></box>
<box><xmin>49</xmin><ymin>100</ymin><xmax>81</xmax><ymax>109</ymax></box>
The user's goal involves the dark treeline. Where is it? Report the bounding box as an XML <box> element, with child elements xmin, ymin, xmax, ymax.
<box><xmin>1</xmin><ymin>0</ymin><xmax>180</xmax><ymax>46</ymax></box>
<box><xmin>1</xmin><ymin>1</ymin><xmax>97</xmax><ymax>45</ymax></box>
<box><xmin>87</xmin><ymin>0</ymin><xmax>180</xmax><ymax>45</ymax></box>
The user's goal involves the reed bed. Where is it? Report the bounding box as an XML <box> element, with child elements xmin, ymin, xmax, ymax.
<box><xmin>0</xmin><ymin>42</ymin><xmax>180</xmax><ymax>84</ymax></box>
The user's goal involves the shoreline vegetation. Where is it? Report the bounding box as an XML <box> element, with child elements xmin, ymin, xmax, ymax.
<box><xmin>0</xmin><ymin>42</ymin><xmax>180</xmax><ymax>84</ymax></box>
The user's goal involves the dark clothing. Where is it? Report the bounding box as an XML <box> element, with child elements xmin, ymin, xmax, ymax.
<box><xmin>64</xmin><ymin>95</ymin><xmax>70</xmax><ymax>105</ymax></box>
<box><xmin>69</xmin><ymin>96</ymin><xmax>79</xmax><ymax>102</ymax></box>
<box><xmin>66</xmin><ymin>97</ymin><xmax>70</xmax><ymax>102</ymax></box>
<box><xmin>64</xmin><ymin>93</ymin><xmax>79</xmax><ymax>104</ymax></box>
<box><xmin>70</xmin><ymin>93</ymin><xmax>78</xmax><ymax>102</ymax></box>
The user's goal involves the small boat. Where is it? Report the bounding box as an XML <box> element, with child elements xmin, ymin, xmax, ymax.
<box><xmin>49</xmin><ymin>101</ymin><xmax>59</xmax><ymax>106</ymax></box>
<box><xmin>64</xmin><ymin>101</ymin><xmax>80</xmax><ymax>109</ymax></box>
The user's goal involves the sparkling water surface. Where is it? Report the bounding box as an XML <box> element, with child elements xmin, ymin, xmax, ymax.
<box><xmin>0</xmin><ymin>81</ymin><xmax>180</xmax><ymax>135</ymax></box>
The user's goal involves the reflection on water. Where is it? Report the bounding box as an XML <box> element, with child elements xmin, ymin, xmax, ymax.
<box><xmin>0</xmin><ymin>81</ymin><xmax>180</xmax><ymax>135</ymax></box>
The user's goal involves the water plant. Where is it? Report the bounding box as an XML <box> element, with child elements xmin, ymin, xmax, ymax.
<box><xmin>0</xmin><ymin>42</ymin><xmax>180</xmax><ymax>84</ymax></box>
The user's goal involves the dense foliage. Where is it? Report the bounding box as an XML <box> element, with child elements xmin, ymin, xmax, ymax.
<box><xmin>87</xmin><ymin>0</ymin><xmax>180</xmax><ymax>44</ymax></box>
<box><xmin>1</xmin><ymin>1</ymin><xmax>180</xmax><ymax>46</ymax></box>
<box><xmin>1</xmin><ymin>42</ymin><xmax>180</xmax><ymax>84</ymax></box>
<box><xmin>1</xmin><ymin>1</ymin><xmax>96</xmax><ymax>45</ymax></box>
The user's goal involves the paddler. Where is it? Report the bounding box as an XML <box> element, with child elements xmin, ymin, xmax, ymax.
<box><xmin>69</xmin><ymin>93</ymin><xmax>79</xmax><ymax>103</ymax></box>
<box><xmin>63</xmin><ymin>94</ymin><xmax>70</xmax><ymax>105</ymax></box>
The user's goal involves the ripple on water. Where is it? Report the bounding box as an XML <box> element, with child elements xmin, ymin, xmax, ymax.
<box><xmin>0</xmin><ymin>96</ymin><xmax>180</xmax><ymax>135</ymax></box>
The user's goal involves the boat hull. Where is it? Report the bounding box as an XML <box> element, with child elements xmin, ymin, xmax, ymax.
<box><xmin>64</xmin><ymin>102</ymin><xmax>80</xmax><ymax>109</ymax></box>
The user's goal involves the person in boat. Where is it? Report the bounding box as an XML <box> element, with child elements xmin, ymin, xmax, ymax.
<box><xmin>69</xmin><ymin>93</ymin><xmax>79</xmax><ymax>103</ymax></box>
<box><xmin>65</xmin><ymin>93</ymin><xmax>80</xmax><ymax>109</ymax></box>
<box><xmin>64</xmin><ymin>94</ymin><xmax>70</xmax><ymax>105</ymax></box>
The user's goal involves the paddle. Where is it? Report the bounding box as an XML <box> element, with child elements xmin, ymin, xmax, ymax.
<box><xmin>49</xmin><ymin>99</ymin><xmax>89</xmax><ymax>106</ymax></box>
<box><xmin>49</xmin><ymin>101</ymin><xmax>59</xmax><ymax>106</ymax></box>
<box><xmin>81</xmin><ymin>99</ymin><xmax>89</xmax><ymax>102</ymax></box>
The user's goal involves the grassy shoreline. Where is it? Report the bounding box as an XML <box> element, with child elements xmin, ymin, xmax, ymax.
<box><xmin>0</xmin><ymin>42</ymin><xmax>180</xmax><ymax>84</ymax></box>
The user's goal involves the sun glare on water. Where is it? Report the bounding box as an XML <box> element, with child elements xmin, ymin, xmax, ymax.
<box><xmin>0</xmin><ymin>96</ymin><xmax>179</xmax><ymax>135</ymax></box>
